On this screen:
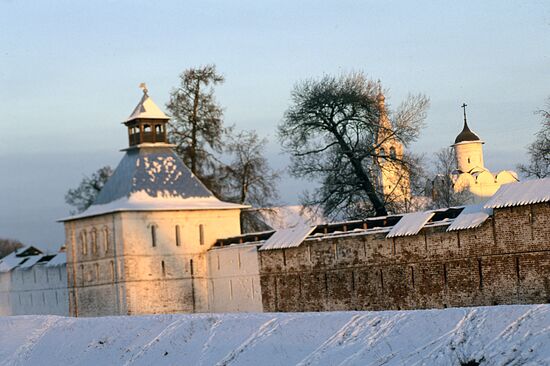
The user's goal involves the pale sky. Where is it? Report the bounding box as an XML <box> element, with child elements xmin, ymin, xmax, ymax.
<box><xmin>0</xmin><ymin>0</ymin><xmax>548</xmax><ymax>250</ymax></box>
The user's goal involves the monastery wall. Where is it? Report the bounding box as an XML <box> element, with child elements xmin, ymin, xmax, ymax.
<box><xmin>0</xmin><ymin>271</ymin><xmax>13</xmax><ymax>316</ymax></box>
<box><xmin>0</xmin><ymin>264</ymin><xmax>68</xmax><ymax>316</ymax></box>
<box><xmin>258</xmin><ymin>202</ymin><xmax>550</xmax><ymax>312</ymax></box>
<box><xmin>10</xmin><ymin>264</ymin><xmax>68</xmax><ymax>316</ymax></box>
<box><xmin>207</xmin><ymin>243</ymin><xmax>263</xmax><ymax>312</ymax></box>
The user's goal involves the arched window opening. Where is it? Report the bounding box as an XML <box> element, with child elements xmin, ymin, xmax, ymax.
<box><xmin>175</xmin><ymin>225</ymin><xmax>181</xmax><ymax>246</ymax></box>
<box><xmin>151</xmin><ymin>225</ymin><xmax>157</xmax><ymax>247</ymax></box>
<box><xmin>389</xmin><ymin>146</ymin><xmax>396</xmax><ymax>159</ymax></box>
<box><xmin>103</xmin><ymin>227</ymin><xmax>109</xmax><ymax>253</ymax></box>
<box><xmin>143</xmin><ymin>124</ymin><xmax>151</xmax><ymax>133</ymax></box>
<box><xmin>91</xmin><ymin>229</ymin><xmax>97</xmax><ymax>255</ymax></box>
<box><xmin>80</xmin><ymin>232</ymin><xmax>87</xmax><ymax>255</ymax></box>
<box><xmin>155</xmin><ymin>124</ymin><xmax>163</xmax><ymax>134</ymax></box>
<box><xmin>379</xmin><ymin>148</ymin><xmax>386</xmax><ymax>159</ymax></box>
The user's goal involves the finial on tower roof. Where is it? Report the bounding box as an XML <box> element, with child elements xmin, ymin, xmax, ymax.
<box><xmin>139</xmin><ymin>82</ymin><xmax>148</xmax><ymax>96</ymax></box>
<box><xmin>454</xmin><ymin>102</ymin><xmax>481</xmax><ymax>144</ymax></box>
<box><xmin>461</xmin><ymin>102</ymin><xmax>468</xmax><ymax>126</ymax></box>
<box><xmin>376</xmin><ymin>80</ymin><xmax>385</xmax><ymax>104</ymax></box>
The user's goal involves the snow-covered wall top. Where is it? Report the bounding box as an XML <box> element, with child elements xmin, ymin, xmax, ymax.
<box><xmin>447</xmin><ymin>204</ymin><xmax>492</xmax><ymax>231</ymax></box>
<box><xmin>484</xmin><ymin>177</ymin><xmax>550</xmax><ymax>209</ymax></box>
<box><xmin>387</xmin><ymin>211</ymin><xmax>435</xmax><ymax>238</ymax></box>
<box><xmin>45</xmin><ymin>253</ymin><xmax>66</xmax><ymax>267</ymax></box>
<box><xmin>259</xmin><ymin>225</ymin><xmax>315</xmax><ymax>251</ymax></box>
<box><xmin>0</xmin><ymin>247</ymin><xmax>65</xmax><ymax>272</ymax></box>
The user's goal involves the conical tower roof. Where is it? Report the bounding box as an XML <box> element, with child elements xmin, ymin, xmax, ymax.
<box><xmin>124</xmin><ymin>88</ymin><xmax>169</xmax><ymax>122</ymax></box>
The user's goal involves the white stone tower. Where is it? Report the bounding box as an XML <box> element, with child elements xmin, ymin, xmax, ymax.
<box><xmin>451</xmin><ymin>103</ymin><xmax>518</xmax><ymax>200</ymax></box>
<box><xmin>61</xmin><ymin>86</ymin><xmax>246</xmax><ymax>316</ymax></box>
<box><xmin>453</xmin><ymin>103</ymin><xmax>485</xmax><ymax>173</ymax></box>
<box><xmin>375</xmin><ymin>90</ymin><xmax>411</xmax><ymax>207</ymax></box>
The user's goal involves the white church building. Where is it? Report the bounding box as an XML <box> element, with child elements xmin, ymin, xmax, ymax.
<box><xmin>451</xmin><ymin>104</ymin><xmax>518</xmax><ymax>200</ymax></box>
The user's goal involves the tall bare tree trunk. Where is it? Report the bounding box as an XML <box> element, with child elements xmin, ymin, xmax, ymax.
<box><xmin>190</xmin><ymin>78</ymin><xmax>201</xmax><ymax>174</ymax></box>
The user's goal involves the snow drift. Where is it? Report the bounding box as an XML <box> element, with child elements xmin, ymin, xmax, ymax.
<box><xmin>1</xmin><ymin>305</ymin><xmax>549</xmax><ymax>365</ymax></box>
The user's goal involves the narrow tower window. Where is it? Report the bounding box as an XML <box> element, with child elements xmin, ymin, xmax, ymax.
<box><xmin>389</xmin><ymin>146</ymin><xmax>396</xmax><ymax>159</ymax></box>
<box><xmin>91</xmin><ymin>229</ymin><xmax>97</xmax><ymax>255</ymax></box>
<box><xmin>103</xmin><ymin>227</ymin><xmax>109</xmax><ymax>253</ymax></box>
<box><xmin>175</xmin><ymin>225</ymin><xmax>181</xmax><ymax>246</ymax></box>
<box><xmin>110</xmin><ymin>261</ymin><xmax>115</xmax><ymax>282</ymax></box>
<box><xmin>161</xmin><ymin>260</ymin><xmax>166</xmax><ymax>277</ymax></box>
<box><xmin>81</xmin><ymin>232</ymin><xmax>87</xmax><ymax>255</ymax></box>
<box><xmin>151</xmin><ymin>225</ymin><xmax>157</xmax><ymax>247</ymax></box>
<box><xmin>199</xmin><ymin>224</ymin><xmax>204</xmax><ymax>245</ymax></box>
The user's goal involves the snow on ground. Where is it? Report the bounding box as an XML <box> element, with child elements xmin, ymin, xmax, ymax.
<box><xmin>1</xmin><ymin>305</ymin><xmax>549</xmax><ymax>366</ymax></box>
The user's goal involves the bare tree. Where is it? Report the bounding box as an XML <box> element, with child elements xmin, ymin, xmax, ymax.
<box><xmin>278</xmin><ymin>72</ymin><xmax>429</xmax><ymax>219</ymax></box>
<box><xmin>427</xmin><ymin>148</ymin><xmax>472</xmax><ymax>209</ymax></box>
<box><xmin>518</xmin><ymin>99</ymin><xmax>550</xmax><ymax>178</ymax></box>
<box><xmin>65</xmin><ymin>166</ymin><xmax>113</xmax><ymax>213</ymax></box>
<box><xmin>220</xmin><ymin>130</ymin><xmax>280</xmax><ymax>206</ymax></box>
<box><xmin>166</xmin><ymin>65</ymin><xmax>226</xmax><ymax>190</ymax></box>
<box><xmin>0</xmin><ymin>238</ymin><xmax>24</xmax><ymax>259</ymax></box>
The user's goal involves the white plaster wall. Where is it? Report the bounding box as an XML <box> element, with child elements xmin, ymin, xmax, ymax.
<box><xmin>207</xmin><ymin>243</ymin><xmax>263</xmax><ymax>313</ymax></box>
<box><xmin>118</xmin><ymin>209</ymin><xmax>241</xmax><ymax>314</ymax></box>
<box><xmin>64</xmin><ymin>208</ymin><xmax>242</xmax><ymax>316</ymax></box>
<box><xmin>0</xmin><ymin>272</ymin><xmax>13</xmax><ymax>316</ymax></box>
<box><xmin>9</xmin><ymin>264</ymin><xmax>69</xmax><ymax>316</ymax></box>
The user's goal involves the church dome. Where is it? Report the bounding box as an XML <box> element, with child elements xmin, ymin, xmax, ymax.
<box><xmin>454</xmin><ymin>120</ymin><xmax>481</xmax><ymax>144</ymax></box>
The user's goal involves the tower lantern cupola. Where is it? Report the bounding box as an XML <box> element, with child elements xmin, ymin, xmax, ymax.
<box><xmin>124</xmin><ymin>83</ymin><xmax>170</xmax><ymax>147</ymax></box>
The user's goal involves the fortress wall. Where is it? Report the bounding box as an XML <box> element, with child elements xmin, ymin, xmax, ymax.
<box><xmin>206</xmin><ymin>243</ymin><xmax>263</xmax><ymax>313</ymax></box>
<box><xmin>6</xmin><ymin>265</ymin><xmax>69</xmax><ymax>316</ymax></box>
<box><xmin>259</xmin><ymin>202</ymin><xmax>550</xmax><ymax>312</ymax></box>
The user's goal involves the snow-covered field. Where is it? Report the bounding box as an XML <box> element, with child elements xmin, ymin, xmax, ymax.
<box><xmin>1</xmin><ymin>305</ymin><xmax>549</xmax><ymax>366</ymax></box>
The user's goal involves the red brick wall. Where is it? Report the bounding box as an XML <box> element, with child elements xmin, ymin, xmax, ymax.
<box><xmin>259</xmin><ymin>203</ymin><xmax>550</xmax><ymax>312</ymax></box>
